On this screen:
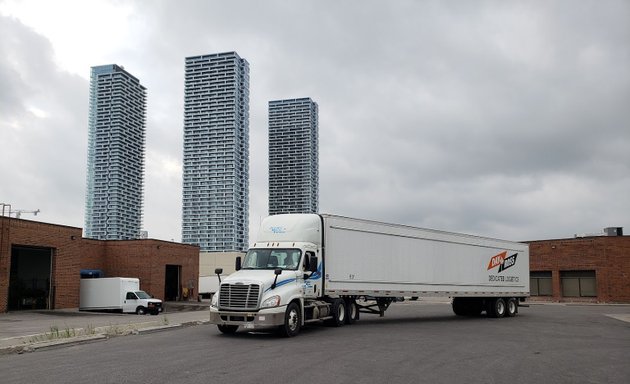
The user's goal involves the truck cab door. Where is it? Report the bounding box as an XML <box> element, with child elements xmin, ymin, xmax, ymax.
<box><xmin>123</xmin><ymin>292</ymin><xmax>138</xmax><ymax>313</ymax></box>
<box><xmin>302</xmin><ymin>251</ymin><xmax>321</xmax><ymax>299</ymax></box>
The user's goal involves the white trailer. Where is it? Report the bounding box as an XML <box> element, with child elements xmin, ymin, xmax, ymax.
<box><xmin>209</xmin><ymin>214</ymin><xmax>529</xmax><ymax>337</ymax></box>
<box><xmin>199</xmin><ymin>275</ymin><xmax>222</xmax><ymax>297</ymax></box>
<box><xmin>80</xmin><ymin>277</ymin><xmax>163</xmax><ymax>315</ymax></box>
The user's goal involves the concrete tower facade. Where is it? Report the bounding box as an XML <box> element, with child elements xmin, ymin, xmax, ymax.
<box><xmin>182</xmin><ymin>52</ymin><xmax>250</xmax><ymax>251</ymax></box>
<box><xmin>268</xmin><ymin>98</ymin><xmax>319</xmax><ymax>215</ymax></box>
<box><xmin>84</xmin><ymin>64</ymin><xmax>146</xmax><ymax>240</ymax></box>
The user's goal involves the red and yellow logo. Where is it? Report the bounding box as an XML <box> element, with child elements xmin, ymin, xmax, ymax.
<box><xmin>487</xmin><ymin>251</ymin><xmax>518</xmax><ymax>272</ymax></box>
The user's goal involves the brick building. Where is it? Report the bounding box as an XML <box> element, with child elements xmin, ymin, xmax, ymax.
<box><xmin>0</xmin><ymin>217</ymin><xmax>199</xmax><ymax>313</ymax></box>
<box><xmin>527</xmin><ymin>231</ymin><xmax>630</xmax><ymax>303</ymax></box>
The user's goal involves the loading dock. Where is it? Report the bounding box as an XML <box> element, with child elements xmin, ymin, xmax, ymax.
<box><xmin>165</xmin><ymin>264</ymin><xmax>181</xmax><ymax>301</ymax></box>
<box><xmin>8</xmin><ymin>246</ymin><xmax>53</xmax><ymax>310</ymax></box>
<box><xmin>0</xmin><ymin>216</ymin><xmax>199</xmax><ymax>313</ymax></box>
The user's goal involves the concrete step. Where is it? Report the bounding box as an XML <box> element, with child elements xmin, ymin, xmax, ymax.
<box><xmin>163</xmin><ymin>301</ymin><xmax>210</xmax><ymax>313</ymax></box>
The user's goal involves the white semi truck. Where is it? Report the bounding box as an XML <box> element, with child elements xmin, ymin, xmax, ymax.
<box><xmin>80</xmin><ymin>277</ymin><xmax>163</xmax><ymax>315</ymax></box>
<box><xmin>209</xmin><ymin>214</ymin><xmax>529</xmax><ymax>337</ymax></box>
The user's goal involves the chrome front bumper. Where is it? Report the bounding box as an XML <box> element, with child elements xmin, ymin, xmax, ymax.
<box><xmin>209</xmin><ymin>306</ymin><xmax>286</xmax><ymax>330</ymax></box>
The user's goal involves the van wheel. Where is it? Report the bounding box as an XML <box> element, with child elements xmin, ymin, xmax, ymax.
<box><xmin>506</xmin><ymin>298</ymin><xmax>518</xmax><ymax>317</ymax></box>
<box><xmin>326</xmin><ymin>299</ymin><xmax>346</xmax><ymax>327</ymax></box>
<box><xmin>345</xmin><ymin>299</ymin><xmax>359</xmax><ymax>324</ymax></box>
<box><xmin>136</xmin><ymin>307</ymin><xmax>146</xmax><ymax>315</ymax></box>
<box><xmin>279</xmin><ymin>302</ymin><xmax>301</xmax><ymax>337</ymax></box>
<box><xmin>217</xmin><ymin>325</ymin><xmax>238</xmax><ymax>334</ymax></box>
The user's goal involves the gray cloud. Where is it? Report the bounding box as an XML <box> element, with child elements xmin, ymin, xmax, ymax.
<box><xmin>0</xmin><ymin>15</ymin><xmax>88</xmax><ymax>226</ymax></box>
<box><xmin>1</xmin><ymin>1</ymin><xmax>629</xmax><ymax>242</ymax></box>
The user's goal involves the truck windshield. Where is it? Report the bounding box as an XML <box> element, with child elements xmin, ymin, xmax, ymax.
<box><xmin>242</xmin><ymin>249</ymin><xmax>301</xmax><ymax>271</ymax></box>
<box><xmin>135</xmin><ymin>291</ymin><xmax>151</xmax><ymax>299</ymax></box>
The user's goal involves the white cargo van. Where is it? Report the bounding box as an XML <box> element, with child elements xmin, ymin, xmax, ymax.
<box><xmin>80</xmin><ymin>277</ymin><xmax>163</xmax><ymax>315</ymax></box>
<box><xmin>209</xmin><ymin>214</ymin><xmax>529</xmax><ymax>337</ymax></box>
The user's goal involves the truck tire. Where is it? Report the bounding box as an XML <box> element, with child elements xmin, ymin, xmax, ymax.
<box><xmin>452</xmin><ymin>298</ymin><xmax>482</xmax><ymax>316</ymax></box>
<box><xmin>487</xmin><ymin>298</ymin><xmax>506</xmax><ymax>318</ymax></box>
<box><xmin>279</xmin><ymin>302</ymin><xmax>301</xmax><ymax>337</ymax></box>
<box><xmin>452</xmin><ymin>298</ymin><xmax>465</xmax><ymax>316</ymax></box>
<box><xmin>217</xmin><ymin>324</ymin><xmax>238</xmax><ymax>334</ymax></box>
<box><xmin>345</xmin><ymin>299</ymin><xmax>359</xmax><ymax>324</ymax></box>
<box><xmin>506</xmin><ymin>298</ymin><xmax>518</xmax><ymax>317</ymax></box>
<box><xmin>326</xmin><ymin>298</ymin><xmax>346</xmax><ymax>327</ymax></box>
<box><xmin>136</xmin><ymin>307</ymin><xmax>146</xmax><ymax>315</ymax></box>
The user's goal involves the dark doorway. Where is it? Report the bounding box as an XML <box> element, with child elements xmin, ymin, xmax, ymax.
<box><xmin>8</xmin><ymin>246</ymin><xmax>53</xmax><ymax>310</ymax></box>
<box><xmin>164</xmin><ymin>264</ymin><xmax>181</xmax><ymax>301</ymax></box>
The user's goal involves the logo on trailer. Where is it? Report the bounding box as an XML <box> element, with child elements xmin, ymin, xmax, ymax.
<box><xmin>487</xmin><ymin>251</ymin><xmax>518</xmax><ymax>273</ymax></box>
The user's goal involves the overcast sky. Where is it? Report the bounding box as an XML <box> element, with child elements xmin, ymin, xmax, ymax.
<box><xmin>1</xmin><ymin>0</ymin><xmax>628</xmax><ymax>243</ymax></box>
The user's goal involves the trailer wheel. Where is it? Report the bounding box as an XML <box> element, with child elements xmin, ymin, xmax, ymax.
<box><xmin>487</xmin><ymin>298</ymin><xmax>506</xmax><ymax>318</ymax></box>
<box><xmin>326</xmin><ymin>298</ymin><xmax>346</xmax><ymax>327</ymax></box>
<box><xmin>452</xmin><ymin>298</ymin><xmax>482</xmax><ymax>316</ymax></box>
<box><xmin>506</xmin><ymin>298</ymin><xmax>518</xmax><ymax>317</ymax></box>
<box><xmin>136</xmin><ymin>307</ymin><xmax>146</xmax><ymax>315</ymax></box>
<box><xmin>279</xmin><ymin>302</ymin><xmax>301</xmax><ymax>337</ymax></box>
<box><xmin>345</xmin><ymin>299</ymin><xmax>359</xmax><ymax>324</ymax></box>
<box><xmin>217</xmin><ymin>324</ymin><xmax>238</xmax><ymax>334</ymax></box>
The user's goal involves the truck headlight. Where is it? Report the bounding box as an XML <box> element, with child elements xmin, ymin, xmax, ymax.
<box><xmin>210</xmin><ymin>293</ymin><xmax>219</xmax><ymax>309</ymax></box>
<box><xmin>261</xmin><ymin>295</ymin><xmax>281</xmax><ymax>308</ymax></box>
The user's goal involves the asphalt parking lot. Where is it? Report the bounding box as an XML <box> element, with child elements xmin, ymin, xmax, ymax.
<box><xmin>0</xmin><ymin>301</ymin><xmax>628</xmax><ymax>384</ymax></box>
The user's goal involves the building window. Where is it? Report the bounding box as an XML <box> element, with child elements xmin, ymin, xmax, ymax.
<box><xmin>530</xmin><ymin>271</ymin><xmax>553</xmax><ymax>296</ymax></box>
<box><xmin>560</xmin><ymin>270</ymin><xmax>597</xmax><ymax>297</ymax></box>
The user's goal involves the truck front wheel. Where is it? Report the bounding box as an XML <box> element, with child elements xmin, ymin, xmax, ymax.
<box><xmin>136</xmin><ymin>307</ymin><xmax>146</xmax><ymax>315</ymax></box>
<box><xmin>279</xmin><ymin>302</ymin><xmax>301</xmax><ymax>337</ymax></box>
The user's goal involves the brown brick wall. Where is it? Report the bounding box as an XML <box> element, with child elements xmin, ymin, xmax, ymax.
<box><xmin>528</xmin><ymin>236</ymin><xmax>630</xmax><ymax>303</ymax></box>
<box><xmin>103</xmin><ymin>240</ymin><xmax>199</xmax><ymax>300</ymax></box>
<box><xmin>0</xmin><ymin>217</ymin><xmax>85</xmax><ymax>312</ymax></box>
<box><xmin>0</xmin><ymin>217</ymin><xmax>199</xmax><ymax>312</ymax></box>
<box><xmin>0</xmin><ymin>218</ymin><xmax>12</xmax><ymax>312</ymax></box>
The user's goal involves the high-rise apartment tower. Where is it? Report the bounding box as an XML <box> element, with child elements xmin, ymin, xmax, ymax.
<box><xmin>84</xmin><ymin>64</ymin><xmax>146</xmax><ymax>240</ymax></box>
<box><xmin>268</xmin><ymin>98</ymin><xmax>319</xmax><ymax>215</ymax></box>
<box><xmin>182</xmin><ymin>52</ymin><xmax>250</xmax><ymax>251</ymax></box>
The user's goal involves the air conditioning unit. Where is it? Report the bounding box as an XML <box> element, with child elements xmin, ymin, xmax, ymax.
<box><xmin>604</xmin><ymin>227</ymin><xmax>623</xmax><ymax>236</ymax></box>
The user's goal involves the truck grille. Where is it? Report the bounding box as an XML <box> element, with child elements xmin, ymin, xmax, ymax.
<box><xmin>219</xmin><ymin>284</ymin><xmax>260</xmax><ymax>310</ymax></box>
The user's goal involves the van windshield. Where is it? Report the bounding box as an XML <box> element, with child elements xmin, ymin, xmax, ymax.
<box><xmin>242</xmin><ymin>249</ymin><xmax>301</xmax><ymax>271</ymax></box>
<box><xmin>135</xmin><ymin>291</ymin><xmax>151</xmax><ymax>299</ymax></box>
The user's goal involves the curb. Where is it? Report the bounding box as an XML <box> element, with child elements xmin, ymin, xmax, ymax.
<box><xmin>0</xmin><ymin>320</ymin><xmax>210</xmax><ymax>356</ymax></box>
<box><xmin>0</xmin><ymin>334</ymin><xmax>108</xmax><ymax>356</ymax></box>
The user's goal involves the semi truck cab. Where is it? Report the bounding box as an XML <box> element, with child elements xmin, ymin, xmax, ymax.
<box><xmin>209</xmin><ymin>242</ymin><xmax>322</xmax><ymax>335</ymax></box>
<box><xmin>209</xmin><ymin>215</ymin><xmax>328</xmax><ymax>336</ymax></box>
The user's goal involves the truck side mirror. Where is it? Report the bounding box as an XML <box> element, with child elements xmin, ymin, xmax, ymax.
<box><xmin>271</xmin><ymin>268</ymin><xmax>282</xmax><ymax>289</ymax></box>
<box><xmin>215</xmin><ymin>268</ymin><xmax>223</xmax><ymax>284</ymax></box>
<box><xmin>235</xmin><ymin>256</ymin><xmax>242</xmax><ymax>271</ymax></box>
<box><xmin>309</xmin><ymin>255</ymin><xmax>318</xmax><ymax>273</ymax></box>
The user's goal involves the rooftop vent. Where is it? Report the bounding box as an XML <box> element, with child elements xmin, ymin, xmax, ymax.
<box><xmin>604</xmin><ymin>227</ymin><xmax>623</xmax><ymax>236</ymax></box>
